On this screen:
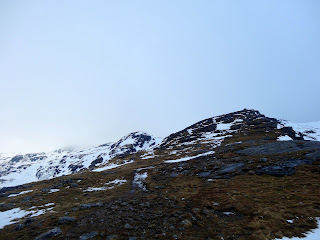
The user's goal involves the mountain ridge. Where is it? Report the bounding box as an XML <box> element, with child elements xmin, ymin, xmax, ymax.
<box><xmin>1</xmin><ymin>109</ymin><xmax>320</xmax><ymax>189</ymax></box>
<box><xmin>0</xmin><ymin>109</ymin><xmax>320</xmax><ymax>240</ymax></box>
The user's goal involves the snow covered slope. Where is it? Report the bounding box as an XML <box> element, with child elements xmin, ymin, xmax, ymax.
<box><xmin>278</xmin><ymin>120</ymin><xmax>320</xmax><ymax>141</ymax></box>
<box><xmin>0</xmin><ymin>132</ymin><xmax>161</xmax><ymax>189</ymax></box>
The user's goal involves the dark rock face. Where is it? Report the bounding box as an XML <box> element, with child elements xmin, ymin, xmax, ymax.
<box><xmin>36</xmin><ymin>165</ymin><xmax>61</xmax><ymax>179</ymax></box>
<box><xmin>237</xmin><ymin>141</ymin><xmax>320</xmax><ymax>156</ymax></box>
<box><xmin>10</xmin><ymin>155</ymin><xmax>24</xmax><ymax>163</ymax></box>
<box><xmin>15</xmin><ymin>223</ymin><xmax>24</xmax><ymax>231</ymax></box>
<box><xmin>282</xmin><ymin>127</ymin><xmax>304</xmax><ymax>140</ymax></box>
<box><xmin>110</xmin><ymin>132</ymin><xmax>153</xmax><ymax>156</ymax></box>
<box><xmin>34</xmin><ymin>227</ymin><xmax>62</xmax><ymax>240</ymax></box>
<box><xmin>68</xmin><ymin>164</ymin><xmax>84</xmax><ymax>172</ymax></box>
<box><xmin>25</xmin><ymin>153</ymin><xmax>47</xmax><ymax>162</ymax></box>
<box><xmin>159</xmin><ymin>118</ymin><xmax>217</xmax><ymax>149</ymax></box>
<box><xmin>89</xmin><ymin>157</ymin><xmax>104</xmax><ymax>170</ymax></box>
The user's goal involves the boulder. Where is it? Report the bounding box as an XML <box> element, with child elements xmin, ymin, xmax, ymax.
<box><xmin>58</xmin><ymin>216</ymin><xmax>76</xmax><ymax>224</ymax></box>
<box><xmin>79</xmin><ymin>232</ymin><xmax>98</xmax><ymax>240</ymax></box>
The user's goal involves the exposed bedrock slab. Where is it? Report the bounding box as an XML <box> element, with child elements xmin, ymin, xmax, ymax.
<box><xmin>236</xmin><ymin>141</ymin><xmax>320</xmax><ymax>156</ymax></box>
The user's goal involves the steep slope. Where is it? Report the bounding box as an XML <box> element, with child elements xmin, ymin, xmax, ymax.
<box><xmin>0</xmin><ymin>109</ymin><xmax>320</xmax><ymax>240</ymax></box>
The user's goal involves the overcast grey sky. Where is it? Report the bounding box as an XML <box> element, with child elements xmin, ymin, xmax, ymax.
<box><xmin>1</xmin><ymin>1</ymin><xmax>320</xmax><ymax>153</ymax></box>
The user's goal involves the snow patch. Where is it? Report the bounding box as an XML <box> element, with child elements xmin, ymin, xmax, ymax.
<box><xmin>92</xmin><ymin>160</ymin><xmax>134</xmax><ymax>172</ymax></box>
<box><xmin>165</xmin><ymin>151</ymin><xmax>215</xmax><ymax>163</ymax></box>
<box><xmin>8</xmin><ymin>190</ymin><xmax>33</xmax><ymax>198</ymax></box>
<box><xmin>277</xmin><ymin>135</ymin><xmax>292</xmax><ymax>141</ymax></box>
<box><xmin>223</xmin><ymin>212</ymin><xmax>234</xmax><ymax>215</ymax></box>
<box><xmin>49</xmin><ymin>189</ymin><xmax>60</xmax><ymax>193</ymax></box>
<box><xmin>83</xmin><ymin>179</ymin><xmax>127</xmax><ymax>192</ymax></box>
<box><xmin>133</xmin><ymin>172</ymin><xmax>148</xmax><ymax>191</ymax></box>
<box><xmin>216</xmin><ymin>123</ymin><xmax>233</xmax><ymax>131</ymax></box>
<box><xmin>0</xmin><ymin>206</ymin><xmax>55</xmax><ymax>229</ymax></box>
<box><xmin>281</xmin><ymin>120</ymin><xmax>320</xmax><ymax>141</ymax></box>
<box><xmin>119</xmin><ymin>137</ymin><xmax>136</xmax><ymax>146</ymax></box>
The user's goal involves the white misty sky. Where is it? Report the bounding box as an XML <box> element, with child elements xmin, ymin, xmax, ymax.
<box><xmin>0</xmin><ymin>1</ymin><xmax>320</xmax><ymax>153</ymax></box>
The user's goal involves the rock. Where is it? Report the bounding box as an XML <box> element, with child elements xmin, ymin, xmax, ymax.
<box><xmin>124</xmin><ymin>223</ymin><xmax>133</xmax><ymax>229</ymax></box>
<box><xmin>305</xmin><ymin>150</ymin><xmax>320</xmax><ymax>161</ymax></box>
<box><xmin>34</xmin><ymin>227</ymin><xmax>62</xmax><ymax>240</ymax></box>
<box><xmin>70</xmin><ymin>183</ymin><xmax>79</xmax><ymax>188</ymax></box>
<box><xmin>10</xmin><ymin>155</ymin><xmax>24</xmax><ymax>163</ymax></box>
<box><xmin>59</xmin><ymin>216</ymin><xmax>76</xmax><ymax>224</ymax></box>
<box><xmin>255</xmin><ymin>160</ymin><xmax>312</xmax><ymax>177</ymax></box>
<box><xmin>79</xmin><ymin>232</ymin><xmax>98</xmax><ymax>240</ymax></box>
<box><xmin>21</xmin><ymin>196</ymin><xmax>32</xmax><ymax>202</ymax></box>
<box><xmin>181</xmin><ymin>219</ymin><xmax>192</xmax><ymax>228</ymax></box>
<box><xmin>80</xmin><ymin>202</ymin><xmax>103</xmax><ymax>209</ymax></box>
<box><xmin>101</xmin><ymin>171</ymin><xmax>117</xmax><ymax>175</ymax></box>
<box><xmin>199</xmin><ymin>163</ymin><xmax>246</xmax><ymax>179</ymax></box>
<box><xmin>260</xmin><ymin>158</ymin><xmax>268</xmax><ymax>162</ymax></box>
<box><xmin>0</xmin><ymin>185</ymin><xmax>33</xmax><ymax>194</ymax></box>
<box><xmin>237</xmin><ymin>141</ymin><xmax>320</xmax><ymax>156</ymax></box>
<box><xmin>256</xmin><ymin>165</ymin><xmax>295</xmax><ymax>177</ymax></box>
<box><xmin>68</xmin><ymin>164</ymin><xmax>84</xmax><ymax>172</ymax></box>
<box><xmin>198</xmin><ymin>172</ymin><xmax>211</xmax><ymax>177</ymax></box>
<box><xmin>129</xmin><ymin>237</ymin><xmax>137</xmax><ymax>240</ymax></box>
<box><xmin>41</xmin><ymin>188</ymin><xmax>51</xmax><ymax>193</ymax></box>
<box><xmin>106</xmin><ymin>235</ymin><xmax>119</xmax><ymax>240</ymax></box>
<box><xmin>80</xmin><ymin>204</ymin><xmax>92</xmax><ymax>209</ymax></box>
<box><xmin>24</xmin><ymin>217</ymin><xmax>35</xmax><ymax>225</ymax></box>
<box><xmin>218</xmin><ymin>163</ymin><xmax>246</xmax><ymax>174</ymax></box>
<box><xmin>61</xmin><ymin>178</ymin><xmax>74</xmax><ymax>185</ymax></box>
<box><xmin>94</xmin><ymin>202</ymin><xmax>103</xmax><ymax>207</ymax></box>
<box><xmin>0</xmin><ymin>203</ymin><xmax>16</xmax><ymax>208</ymax></box>
<box><xmin>15</xmin><ymin>224</ymin><xmax>24</xmax><ymax>231</ymax></box>
<box><xmin>192</xmin><ymin>208</ymin><xmax>200</xmax><ymax>213</ymax></box>
<box><xmin>89</xmin><ymin>157</ymin><xmax>104</xmax><ymax>169</ymax></box>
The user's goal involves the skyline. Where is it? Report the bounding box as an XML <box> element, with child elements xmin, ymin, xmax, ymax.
<box><xmin>1</xmin><ymin>1</ymin><xmax>320</xmax><ymax>153</ymax></box>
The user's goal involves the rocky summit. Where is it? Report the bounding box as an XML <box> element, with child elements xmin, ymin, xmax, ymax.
<box><xmin>0</xmin><ymin>109</ymin><xmax>320</xmax><ymax>240</ymax></box>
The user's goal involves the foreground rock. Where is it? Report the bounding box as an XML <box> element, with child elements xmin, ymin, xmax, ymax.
<box><xmin>34</xmin><ymin>227</ymin><xmax>62</xmax><ymax>240</ymax></box>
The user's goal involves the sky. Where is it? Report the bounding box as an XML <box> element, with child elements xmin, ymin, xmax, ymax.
<box><xmin>0</xmin><ymin>0</ymin><xmax>320</xmax><ymax>153</ymax></box>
